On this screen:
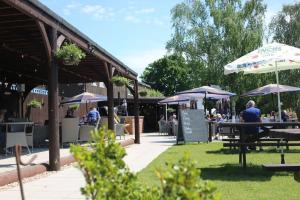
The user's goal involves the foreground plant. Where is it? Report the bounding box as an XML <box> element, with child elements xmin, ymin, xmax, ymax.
<box><xmin>71</xmin><ymin>127</ymin><xmax>220</xmax><ymax>200</ymax></box>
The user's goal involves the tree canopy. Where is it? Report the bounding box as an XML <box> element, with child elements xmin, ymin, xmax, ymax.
<box><xmin>141</xmin><ymin>54</ymin><xmax>191</xmax><ymax>96</ymax></box>
<box><xmin>142</xmin><ymin>0</ymin><xmax>300</xmax><ymax>114</ymax></box>
<box><xmin>269</xmin><ymin>2</ymin><xmax>300</xmax><ymax>116</ymax></box>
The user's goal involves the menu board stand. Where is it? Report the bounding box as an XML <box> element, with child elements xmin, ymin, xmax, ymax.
<box><xmin>177</xmin><ymin>109</ymin><xmax>208</xmax><ymax>144</ymax></box>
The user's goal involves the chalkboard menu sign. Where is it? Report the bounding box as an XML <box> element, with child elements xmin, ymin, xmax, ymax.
<box><xmin>177</xmin><ymin>109</ymin><xmax>208</xmax><ymax>144</ymax></box>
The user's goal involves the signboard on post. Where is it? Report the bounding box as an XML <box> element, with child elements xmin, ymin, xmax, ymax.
<box><xmin>177</xmin><ymin>109</ymin><xmax>208</xmax><ymax>144</ymax></box>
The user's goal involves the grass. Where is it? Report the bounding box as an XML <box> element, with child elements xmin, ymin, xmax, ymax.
<box><xmin>137</xmin><ymin>142</ymin><xmax>300</xmax><ymax>200</ymax></box>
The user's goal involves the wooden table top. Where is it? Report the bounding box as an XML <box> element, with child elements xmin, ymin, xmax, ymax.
<box><xmin>270</xmin><ymin>128</ymin><xmax>300</xmax><ymax>140</ymax></box>
<box><xmin>219</xmin><ymin>121</ymin><xmax>300</xmax><ymax>127</ymax></box>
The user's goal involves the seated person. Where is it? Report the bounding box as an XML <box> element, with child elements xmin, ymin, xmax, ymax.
<box><xmin>241</xmin><ymin>100</ymin><xmax>261</xmax><ymax>149</ymax></box>
<box><xmin>281</xmin><ymin>110</ymin><xmax>289</xmax><ymax>122</ymax></box>
<box><xmin>87</xmin><ymin>107</ymin><xmax>101</xmax><ymax>126</ymax></box>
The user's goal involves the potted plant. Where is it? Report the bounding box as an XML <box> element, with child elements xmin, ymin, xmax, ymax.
<box><xmin>66</xmin><ymin>104</ymin><xmax>80</xmax><ymax>118</ymax></box>
<box><xmin>55</xmin><ymin>42</ymin><xmax>86</xmax><ymax>66</ymax></box>
<box><xmin>139</xmin><ymin>90</ymin><xmax>148</xmax><ymax>97</ymax></box>
<box><xmin>25</xmin><ymin>99</ymin><xmax>42</xmax><ymax>120</ymax></box>
<box><xmin>111</xmin><ymin>76</ymin><xmax>130</xmax><ymax>87</ymax></box>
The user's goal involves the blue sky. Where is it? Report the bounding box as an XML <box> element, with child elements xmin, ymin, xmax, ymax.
<box><xmin>40</xmin><ymin>0</ymin><xmax>298</xmax><ymax>78</ymax></box>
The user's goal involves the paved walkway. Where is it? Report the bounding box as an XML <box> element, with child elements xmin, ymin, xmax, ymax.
<box><xmin>0</xmin><ymin>133</ymin><xmax>175</xmax><ymax>199</ymax></box>
<box><xmin>0</xmin><ymin>135</ymin><xmax>135</xmax><ymax>174</ymax></box>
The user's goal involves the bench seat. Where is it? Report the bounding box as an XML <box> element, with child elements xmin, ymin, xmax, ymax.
<box><xmin>262</xmin><ymin>164</ymin><xmax>300</xmax><ymax>182</ymax></box>
<box><xmin>262</xmin><ymin>164</ymin><xmax>300</xmax><ymax>172</ymax></box>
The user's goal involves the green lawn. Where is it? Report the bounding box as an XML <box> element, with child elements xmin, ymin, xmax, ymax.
<box><xmin>137</xmin><ymin>142</ymin><xmax>300</xmax><ymax>200</ymax></box>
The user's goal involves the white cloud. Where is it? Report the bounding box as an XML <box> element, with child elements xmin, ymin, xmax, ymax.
<box><xmin>135</xmin><ymin>8</ymin><xmax>155</xmax><ymax>14</ymax></box>
<box><xmin>125</xmin><ymin>15</ymin><xmax>141</xmax><ymax>23</ymax></box>
<box><xmin>62</xmin><ymin>3</ymin><xmax>81</xmax><ymax>16</ymax></box>
<box><xmin>81</xmin><ymin>5</ymin><xmax>105</xmax><ymax>14</ymax></box>
<box><xmin>119</xmin><ymin>48</ymin><xmax>167</xmax><ymax>78</ymax></box>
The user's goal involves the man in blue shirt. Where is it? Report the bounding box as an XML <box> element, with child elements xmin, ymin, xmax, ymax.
<box><xmin>241</xmin><ymin>100</ymin><xmax>261</xmax><ymax>150</ymax></box>
<box><xmin>87</xmin><ymin>107</ymin><xmax>101</xmax><ymax>126</ymax></box>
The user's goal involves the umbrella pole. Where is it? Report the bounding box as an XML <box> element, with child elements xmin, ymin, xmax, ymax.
<box><xmin>271</xmin><ymin>93</ymin><xmax>275</xmax><ymax>111</ymax></box>
<box><xmin>204</xmin><ymin>92</ymin><xmax>207</xmax><ymax>116</ymax></box>
<box><xmin>165</xmin><ymin>104</ymin><xmax>168</xmax><ymax>120</ymax></box>
<box><xmin>275</xmin><ymin>61</ymin><xmax>282</xmax><ymax>122</ymax></box>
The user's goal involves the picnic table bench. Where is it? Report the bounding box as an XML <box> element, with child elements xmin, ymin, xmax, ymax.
<box><xmin>219</xmin><ymin>122</ymin><xmax>300</xmax><ymax>168</ymax></box>
<box><xmin>222</xmin><ymin>137</ymin><xmax>289</xmax><ymax>149</ymax></box>
<box><xmin>262</xmin><ymin>164</ymin><xmax>300</xmax><ymax>182</ymax></box>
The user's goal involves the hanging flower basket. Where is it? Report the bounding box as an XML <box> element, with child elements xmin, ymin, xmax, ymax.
<box><xmin>111</xmin><ymin>76</ymin><xmax>130</xmax><ymax>87</ymax></box>
<box><xmin>139</xmin><ymin>90</ymin><xmax>148</xmax><ymax>97</ymax></box>
<box><xmin>55</xmin><ymin>43</ymin><xmax>86</xmax><ymax>66</ymax></box>
<box><xmin>27</xmin><ymin>99</ymin><xmax>42</xmax><ymax>109</ymax></box>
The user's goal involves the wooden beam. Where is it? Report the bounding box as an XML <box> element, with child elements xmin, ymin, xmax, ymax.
<box><xmin>36</xmin><ymin>20</ymin><xmax>51</xmax><ymax>61</ymax></box>
<box><xmin>48</xmin><ymin>27</ymin><xmax>60</xmax><ymax>171</ymax></box>
<box><xmin>133</xmin><ymin>79</ymin><xmax>140</xmax><ymax>144</ymax></box>
<box><xmin>3</xmin><ymin>0</ymin><xmax>137</xmax><ymax>80</ymax></box>
<box><xmin>106</xmin><ymin>62</ymin><xmax>114</xmax><ymax>130</ymax></box>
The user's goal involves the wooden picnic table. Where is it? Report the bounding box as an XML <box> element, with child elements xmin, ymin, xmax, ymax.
<box><xmin>269</xmin><ymin>128</ymin><xmax>300</xmax><ymax>140</ymax></box>
<box><xmin>219</xmin><ymin>122</ymin><xmax>300</xmax><ymax>168</ymax></box>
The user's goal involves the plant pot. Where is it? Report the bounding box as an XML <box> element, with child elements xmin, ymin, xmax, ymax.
<box><xmin>63</xmin><ymin>58</ymin><xmax>80</xmax><ymax>66</ymax></box>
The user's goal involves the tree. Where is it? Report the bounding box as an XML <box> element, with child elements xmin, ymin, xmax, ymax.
<box><xmin>166</xmin><ymin>0</ymin><xmax>266</xmax><ymax>93</ymax></box>
<box><xmin>163</xmin><ymin>0</ymin><xmax>269</xmax><ymax>112</ymax></box>
<box><xmin>269</xmin><ymin>2</ymin><xmax>300</xmax><ymax>117</ymax></box>
<box><xmin>141</xmin><ymin>54</ymin><xmax>191</xmax><ymax>96</ymax></box>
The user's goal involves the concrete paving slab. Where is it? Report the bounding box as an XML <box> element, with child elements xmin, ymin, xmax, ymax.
<box><xmin>0</xmin><ymin>133</ymin><xmax>175</xmax><ymax>199</ymax></box>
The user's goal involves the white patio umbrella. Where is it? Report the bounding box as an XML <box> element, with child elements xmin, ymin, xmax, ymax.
<box><xmin>60</xmin><ymin>92</ymin><xmax>107</xmax><ymax>105</ymax></box>
<box><xmin>224</xmin><ymin>42</ymin><xmax>300</xmax><ymax>121</ymax></box>
<box><xmin>60</xmin><ymin>92</ymin><xmax>107</xmax><ymax>113</ymax></box>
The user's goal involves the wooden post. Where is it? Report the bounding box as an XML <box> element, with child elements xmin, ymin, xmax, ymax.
<box><xmin>134</xmin><ymin>80</ymin><xmax>140</xmax><ymax>144</ymax></box>
<box><xmin>48</xmin><ymin>27</ymin><xmax>60</xmax><ymax>171</ymax></box>
<box><xmin>105</xmin><ymin>63</ymin><xmax>114</xmax><ymax>130</ymax></box>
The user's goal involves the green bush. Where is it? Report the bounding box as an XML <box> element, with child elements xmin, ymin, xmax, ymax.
<box><xmin>70</xmin><ymin>128</ymin><xmax>219</xmax><ymax>200</ymax></box>
<box><xmin>69</xmin><ymin>104</ymin><xmax>80</xmax><ymax>110</ymax></box>
<box><xmin>146</xmin><ymin>88</ymin><xmax>164</xmax><ymax>97</ymax></box>
<box><xmin>139</xmin><ymin>90</ymin><xmax>148</xmax><ymax>97</ymax></box>
<box><xmin>55</xmin><ymin>42</ymin><xmax>86</xmax><ymax>66</ymax></box>
<box><xmin>157</xmin><ymin>154</ymin><xmax>220</xmax><ymax>200</ymax></box>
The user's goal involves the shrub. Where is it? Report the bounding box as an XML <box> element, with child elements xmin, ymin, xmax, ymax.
<box><xmin>146</xmin><ymin>88</ymin><xmax>164</xmax><ymax>97</ymax></box>
<box><xmin>55</xmin><ymin>42</ymin><xmax>86</xmax><ymax>66</ymax></box>
<box><xmin>69</xmin><ymin>104</ymin><xmax>80</xmax><ymax>110</ymax></box>
<box><xmin>111</xmin><ymin>76</ymin><xmax>131</xmax><ymax>87</ymax></box>
<box><xmin>139</xmin><ymin>90</ymin><xmax>148</xmax><ymax>97</ymax></box>
<box><xmin>157</xmin><ymin>154</ymin><xmax>220</xmax><ymax>200</ymax></box>
<box><xmin>70</xmin><ymin>127</ymin><xmax>219</xmax><ymax>200</ymax></box>
<box><xmin>167</xmin><ymin>108</ymin><xmax>176</xmax><ymax>113</ymax></box>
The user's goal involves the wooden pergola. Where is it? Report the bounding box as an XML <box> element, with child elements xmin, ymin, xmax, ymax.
<box><xmin>0</xmin><ymin>0</ymin><xmax>140</xmax><ymax>170</ymax></box>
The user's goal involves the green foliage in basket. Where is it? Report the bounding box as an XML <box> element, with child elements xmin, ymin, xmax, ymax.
<box><xmin>27</xmin><ymin>99</ymin><xmax>42</xmax><ymax>109</ymax></box>
<box><xmin>111</xmin><ymin>76</ymin><xmax>131</xmax><ymax>87</ymax></box>
<box><xmin>55</xmin><ymin>42</ymin><xmax>86</xmax><ymax>66</ymax></box>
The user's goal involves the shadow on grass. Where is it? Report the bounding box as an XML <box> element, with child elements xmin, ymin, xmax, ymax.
<box><xmin>200</xmin><ymin>164</ymin><xmax>277</xmax><ymax>182</ymax></box>
<box><xmin>206</xmin><ymin>148</ymin><xmax>300</xmax><ymax>154</ymax></box>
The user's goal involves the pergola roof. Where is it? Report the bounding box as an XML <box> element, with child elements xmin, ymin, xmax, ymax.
<box><xmin>0</xmin><ymin>0</ymin><xmax>137</xmax><ymax>85</ymax></box>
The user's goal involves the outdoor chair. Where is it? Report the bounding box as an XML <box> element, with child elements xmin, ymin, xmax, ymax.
<box><xmin>172</xmin><ymin>122</ymin><xmax>178</xmax><ymax>138</ymax></box>
<box><xmin>158</xmin><ymin>120</ymin><xmax>168</xmax><ymax>135</ymax></box>
<box><xmin>61</xmin><ymin>117</ymin><xmax>79</xmax><ymax>147</ymax></box>
<box><xmin>114</xmin><ymin>123</ymin><xmax>125</xmax><ymax>140</ymax></box>
<box><xmin>79</xmin><ymin>125</ymin><xmax>96</xmax><ymax>142</ymax></box>
<box><xmin>6</xmin><ymin>123</ymin><xmax>31</xmax><ymax>155</ymax></box>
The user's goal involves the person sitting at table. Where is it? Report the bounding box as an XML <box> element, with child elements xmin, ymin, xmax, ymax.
<box><xmin>241</xmin><ymin>100</ymin><xmax>261</xmax><ymax>150</ymax></box>
<box><xmin>281</xmin><ymin>110</ymin><xmax>289</xmax><ymax>122</ymax></box>
<box><xmin>87</xmin><ymin>107</ymin><xmax>101</xmax><ymax>126</ymax></box>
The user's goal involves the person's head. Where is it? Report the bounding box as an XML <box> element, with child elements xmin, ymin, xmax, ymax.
<box><xmin>246</xmin><ymin>100</ymin><xmax>255</xmax><ymax>109</ymax></box>
<box><xmin>216</xmin><ymin>114</ymin><xmax>222</xmax><ymax>119</ymax></box>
